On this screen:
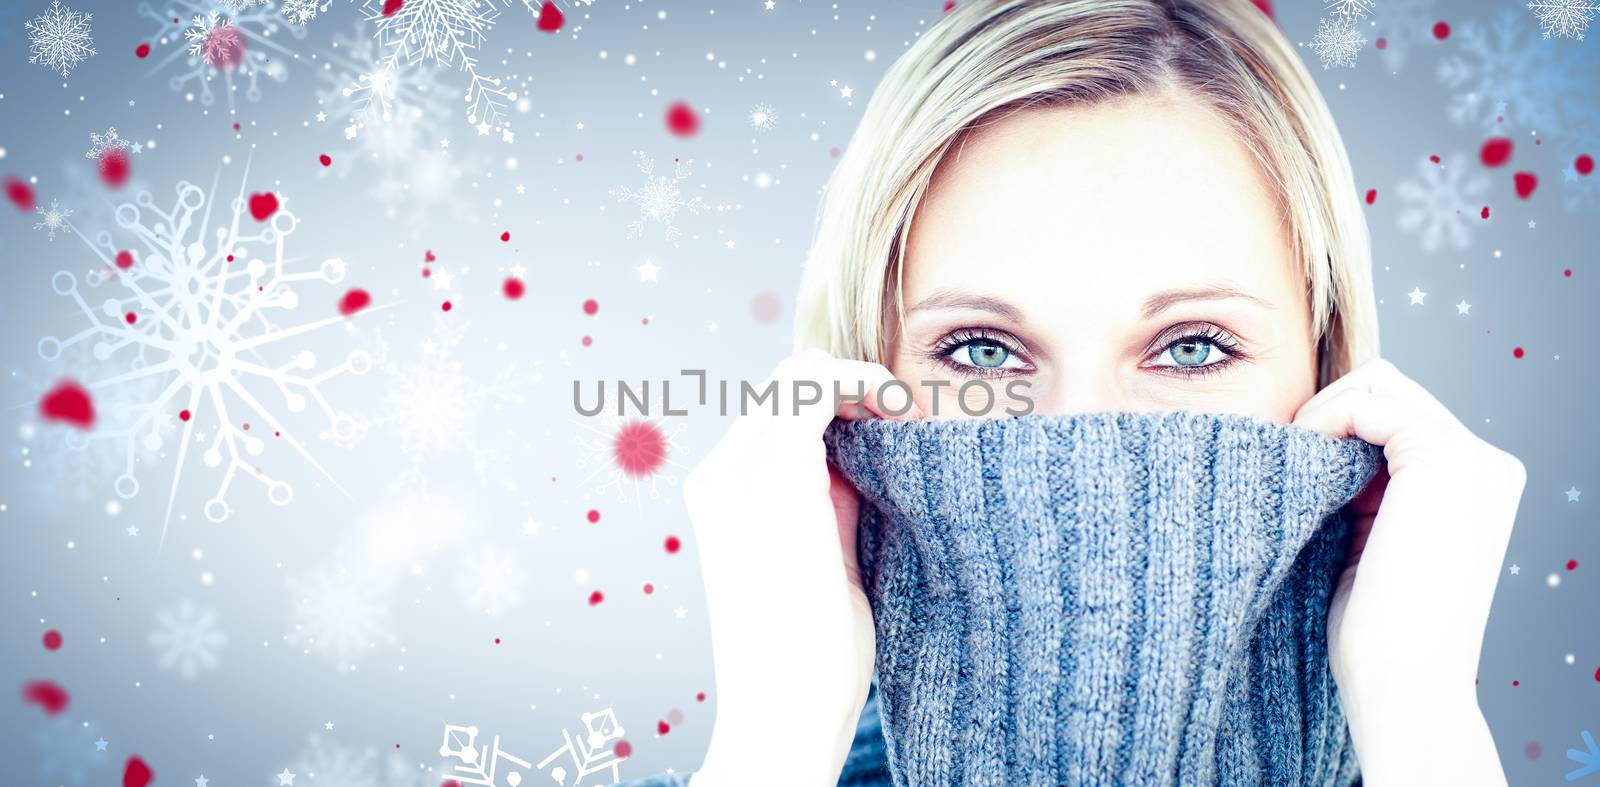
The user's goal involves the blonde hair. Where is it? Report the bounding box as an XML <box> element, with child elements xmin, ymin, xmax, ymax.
<box><xmin>792</xmin><ymin>0</ymin><xmax>1378</xmax><ymax>390</ymax></box>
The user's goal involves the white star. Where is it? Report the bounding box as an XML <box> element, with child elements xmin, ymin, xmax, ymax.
<box><xmin>522</xmin><ymin>518</ymin><xmax>541</xmax><ymax>535</ymax></box>
<box><xmin>501</xmin><ymin>128</ymin><xmax>516</xmax><ymax>144</ymax></box>
<box><xmin>126</xmin><ymin>524</ymin><xmax>139</xmax><ymax>536</ymax></box>
<box><xmin>724</xmin><ymin>240</ymin><xmax>736</xmax><ymax>249</ymax></box>
<box><xmin>1407</xmin><ymin>287</ymin><xmax>1427</xmax><ymax>305</ymax></box>
<box><xmin>636</xmin><ymin>258</ymin><xmax>661</xmax><ymax>282</ymax></box>
<box><xmin>1527</xmin><ymin>220</ymin><xmax>1536</xmax><ymax>229</ymax></box>
<box><xmin>674</xmin><ymin>606</ymin><xmax>688</xmax><ymax>619</ymax></box>
<box><xmin>515</xmin><ymin>185</ymin><xmax>526</xmax><ymax>194</ymax></box>
<box><xmin>1567</xmin><ymin>486</ymin><xmax>1582</xmax><ymax>502</ymax></box>
<box><xmin>765</xmin><ymin>0</ymin><xmax>775</xmax><ymax>7</ymax></box>
<box><xmin>509</xmin><ymin>263</ymin><xmax>528</xmax><ymax>278</ymax></box>
<box><xmin>344</xmin><ymin>125</ymin><xmax>358</xmax><ymax>140</ymax></box>
<box><xmin>324</xmin><ymin>721</ymin><xmax>334</xmax><ymax>730</ymax></box>
<box><xmin>476</xmin><ymin>122</ymin><xmax>492</xmax><ymax>136</ymax></box>
<box><xmin>431</xmin><ymin>269</ymin><xmax>456</xmax><ymax>290</ymax></box>
<box><xmin>276</xmin><ymin>768</ymin><xmax>297</xmax><ymax>785</ymax></box>
<box><xmin>575</xmin><ymin>121</ymin><xmax>584</xmax><ymax>130</ymax></box>
<box><xmin>440</xmin><ymin>137</ymin><xmax>451</xmax><ymax>149</ymax></box>
<box><xmin>315</xmin><ymin>112</ymin><xmax>327</xmax><ymax>123</ymax></box>
<box><xmin>829</xmin><ymin>79</ymin><xmax>838</xmax><ymax>86</ymax></box>
<box><xmin>1456</xmin><ymin>300</ymin><xmax>1471</xmax><ymax>315</ymax></box>
<box><xmin>196</xmin><ymin>777</ymin><xmax>209</xmax><ymax>787</ymax></box>
<box><xmin>421</xmin><ymin>338</ymin><xmax>439</xmax><ymax>355</ymax></box>
<box><xmin>840</xmin><ymin>85</ymin><xmax>853</xmax><ymax>98</ymax></box>
<box><xmin>95</xmin><ymin>737</ymin><xmax>109</xmax><ymax>751</ymax></box>
<box><xmin>707</xmin><ymin>322</ymin><xmax>719</xmax><ymax>333</ymax></box>
<box><xmin>1508</xmin><ymin>564</ymin><xmax>1520</xmax><ymax>575</ymax></box>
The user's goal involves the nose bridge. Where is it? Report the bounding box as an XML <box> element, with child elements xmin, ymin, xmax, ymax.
<box><xmin>1030</xmin><ymin>356</ymin><xmax>1125</xmax><ymax>416</ymax></box>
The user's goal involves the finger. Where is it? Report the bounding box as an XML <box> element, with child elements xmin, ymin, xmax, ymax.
<box><xmin>1290</xmin><ymin>384</ymin><xmax>1416</xmax><ymax>446</ymax></box>
<box><xmin>754</xmin><ymin>351</ymin><xmax>921</xmax><ymax>436</ymax></box>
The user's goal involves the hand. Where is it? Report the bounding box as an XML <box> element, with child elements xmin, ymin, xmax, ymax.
<box><xmin>1292</xmin><ymin>357</ymin><xmax>1526</xmax><ymax>786</ymax></box>
<box><xmin>686</xmin><ymin>349</ymin><xmax>921</xmax><ymax>786</ymax></box>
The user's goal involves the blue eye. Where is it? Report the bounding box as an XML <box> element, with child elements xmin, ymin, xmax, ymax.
<box><xmin>930</xmin><ymin>329</ymin><xmax>1033</xmax><ymax>377</ymax></box>
<box><xmin>964</xmin><ymin>339</ymin><xmax>1011</xmax><ymax>368</ymax></box>
<box><xmin>1166</xmin><ymin>338</ymin><xmax>1213</xmax><ymax>367</ymax></box>
<box><xmin>1148</xmin><ymin>327</ymin><xmax>1246</xmax><ymax>376</ymax></box>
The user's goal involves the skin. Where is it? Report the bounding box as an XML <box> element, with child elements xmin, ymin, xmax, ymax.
<box><xmin>892</xmin><ymin>88</ymin><xmax>1318</xmax><ymax>421</ymax></box>
<box><xmin>688</xmin><ymin>89</ymin><xmax>1522</xmax><ymax>786</ymax></box>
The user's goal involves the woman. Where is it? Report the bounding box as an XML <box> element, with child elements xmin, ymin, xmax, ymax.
<box><xmin>623</xmin><ymin>0</ymin><xmax>1526</xmax><ymax>783</ymax></box>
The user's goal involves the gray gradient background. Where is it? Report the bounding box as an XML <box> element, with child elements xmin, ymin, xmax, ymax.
<box><xmin>0</xmin><ymin>0</ymin><xmax>1596</xmax><ymax>785</ymax></box>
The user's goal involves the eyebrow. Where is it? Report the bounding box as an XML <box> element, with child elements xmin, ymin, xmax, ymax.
<box><xmin>905</xmin><ymin>289</ymin><xmax>1024</xmax><ymax>322</ymax></box>
<box><xmin>1141</xmin><ymin>284</ymin><xmax>1275</xmax><ymax>319</ymax></box>
<box><xmin>906</xmin><ymin>284</ymin><xmax>1275</xmax><ymax>323</ymax></box>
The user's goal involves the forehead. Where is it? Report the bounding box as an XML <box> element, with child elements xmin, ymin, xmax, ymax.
<box><xmin>902</xmin><ymin>93</ymin><xmax>1296</xmax><ymax>314</ymax></box>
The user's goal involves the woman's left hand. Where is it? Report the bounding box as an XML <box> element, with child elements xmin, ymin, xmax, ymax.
<box><xmin>1292</xmin><ymin>357</ymin><xmax>1526</xmax><ymax>786</ymax></box>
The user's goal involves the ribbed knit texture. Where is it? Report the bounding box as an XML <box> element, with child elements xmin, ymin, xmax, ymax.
<box><xmin>618</xmin><ymin>410</ymin><xmax>1381</xmax><ymax>786</ymax></box>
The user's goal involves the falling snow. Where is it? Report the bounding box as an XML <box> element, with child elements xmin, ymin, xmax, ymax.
<box><xmin>1437</xmin><ymin>8</ymin><xmax>1600</xmax><ymax>134</ymax></box>
<box><xmin>37</xmin><ymin>166</ymin><xmax>372</xmax><ymax>541</ymax></box>
<box><xmin>574</xmin><ymin>391</ymin><xmax>689</xmax><ymax>505</ymax></box>
<box><xmin>286</xmin><ymin>558</ymin><xmax>398</xmax><ymax>673</ymax></box>
<box><xmin>1526</xmin><ymin>0</ymin><xmax>1599</xmax><ymax>40</ymax></box>
<box><xmin>360</xmin><ymin>0</ymin><xmax>523</xmax><ymax>140</ymax></box>
<box><xmin>185</xmin><ymin>12</ymin><xmax>244</xmax><ymax>67</ymax></box>
<box><xmin>26</xmin><ymin>0</ymin><xmax>96</xmax><ymax>78</ymax></box>
<box><xmin>1395</xmin><ymin>152</ymin><xmax>1491</xmax><ymax>252</ymax></box>
<box><xmin>749</xmin><ymin>102</ymin><xmax>779</xmax><ymax>131</ymax></box>
<box><xmin>138</xmin><ymin>0</ymin><xmax>306</xmax><ymax>112</ymax></box>
<box><xmin>610</xmin><ymin>151</ymin><xmax>709</xmax><ymax>246</ymax></box>
<box><xmin>148</xmin><ymin>599</ymin><xmax>228</xmax><ymax>679</ymax></box>
<box><xmin>33</xmin><ymin>199</ymin><xmax>73</xmax><ymax>241</ymax></box>
<box><xmin>1326</xmin><ymin>0</ymin><xmax>1377</xmax><ymax>20</ymax></box>
<box><xmin>1309</xmin><ymin>15</ymin><xmax>1366</xmax><ymax>69</ymax></box>
<box><xmin>282</xmin><ymin>0</ymin><xmax>334</xmax><ymax>26</ymax></box>
<box><xmin>85</xmin><ymin>127</ymin><xmax>129</xmax><ymax>160</ymax></box>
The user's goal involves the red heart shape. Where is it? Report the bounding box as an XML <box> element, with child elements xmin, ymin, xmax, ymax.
<box><xmin>537</xmin><ymin>1</ymin><xmax>564</xmax><ymax>31</ymax></box>
<box><xmin>248</xmin><ymin>192</ymin><xmax>279</xmax><ymax>221</ymax></box>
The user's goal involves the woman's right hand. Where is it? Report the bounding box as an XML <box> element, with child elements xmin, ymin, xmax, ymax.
<box><xmin>686</xmin><ymin>349</ymin><xmax>921</xmax><ymax>786</ymax></box>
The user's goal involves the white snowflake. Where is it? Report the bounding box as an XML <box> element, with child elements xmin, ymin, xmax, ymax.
<box><xmin>282</xmin><ymin>0</ymin><xmax>337</xmax><ymax>25</ymax></box>
<box><xmin>1437</xmin><ymin>8</ymin><xmax>1600</xmax><ymax>134</ymax></box>
<box><xmin>610</xmin><ymin>151</ymin><xmax>708</xmax><ymax>246</ymax></box>
<box><xmin>286</xmin><ymin>558</ymin><xmax>398</xmax><ymax>673</ymax></box>
<box><xmin>185</xmin><ymin>12</ymin><xmax>243</xmax><ymax>66</ymax></box>
<box><xmin>148</xmin><ymin>599</ymin><xmax>228</xmax><ymax>679</ymax></box>
<box><xmin>360</xmin><ymin>0</ymin><xmax>527</xmax><ymax>139</ymax></box>
<box><xmin>573</xmin><ymin>391</ymin><xmax>689</xmax><ymax>505</ymax></box>
<box><xmin>373</xmin><ymin>314</ymin><xmax>527</xmax><ymax>487</ymax></box>
<box><xmin>749</xmin><ymin>102</ymin><xmax>778</xmax><ymax>131</ymax></box>
<box><xmin>27</xmin><ymin>1</ymin><xmax>96</xmax><ymax>78</ymax></box>
<box><xmin>1527</xmin><ymin>0</ymin><xmax>1599</xmax><ymax>39</ymax></box>
<box><xmin>36</xmin><ymin>164</ymin><xmax>373</xmax><ymax>542</ymax></box>
<box><xmin>1309</xmin><ymin>15</ymin><xmax>1366</xmax><ymax>69</ymax></box>
<box><xmin>33</xmin><ymin>199</ymin><xmax>73</xmax><ymax>240</ymax></box>
<box><xmin>138</xmin><ymin>0</ymin><xmax>306</xmax><ymax>112</ymax></box>
<box><xmin>315</xmin><ymin>25</ymin><xmax>485</xmax><ymax>227</ymax></box>
<box><xmin>458</xmin><ymin>546</ymin><xmax>526</xmax><ymax>616</ymax></box>
<box><xmin>1326</xmin><ymin>0</ymin><xmax>1376</xmax><ymax>20</ymax></box>
<box><xmin>296</xmin><ymin>737</ymin><xmax>381</xmax><ymax>787</ymax></box>
<box><xmin>1395</xmin><ymin>153</ymin><xmax>1490</xmax><ymax>252</ymax></box>
<box><xmin>221</xmin><ymin>0</ymin><xmax>272</xmax><ymax>7</ymax></box>
<box><xmin>85</xmin><ymin>127</ymin><xmax>129</xmax><ymax>160</ymax></box>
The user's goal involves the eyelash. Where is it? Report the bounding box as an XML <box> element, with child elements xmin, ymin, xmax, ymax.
<box><xmin>927</xmin><ymin>328</ymin><xmax>1030</xmax><ymax>378</ymax></box>
<box><xmin>926</xmin><ymin>324</ymin><xmax>1250</xmax><ymax>379</ymax></box>
<box><xmin>1147</xmin><ymin>323</ymin><xmax>1250</xmax><ymax>379</ymax></box>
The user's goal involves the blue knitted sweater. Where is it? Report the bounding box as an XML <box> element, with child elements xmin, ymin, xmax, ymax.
<box><xmin>616</xmin><ymin>410</ymin><xmax>1383</xmax><ymax>786</ymax></box>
